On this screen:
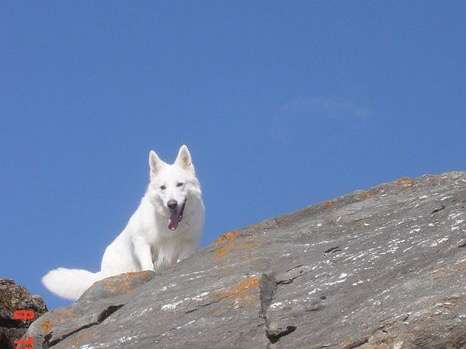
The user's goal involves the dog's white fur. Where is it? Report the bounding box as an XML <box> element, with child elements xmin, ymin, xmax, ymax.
<box><xmin>42</xmin><ymin>145</ymin><xmax>204</xmax><ymax>300</ymax></box>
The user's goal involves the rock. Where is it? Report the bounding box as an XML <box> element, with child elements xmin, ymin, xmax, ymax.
<box><xmin>78</xmin><ymin>271</ymin><xmax>156</xmax><ymax>303</ymax></box>
<box><xmin>26</xmin><ymin>171</ymin><xmax>466</xmax><ymax>348</ymax></box>
<box><xmin>26</xmin><ymin>271</ymin><xmax>155</xmax><ymax>348</ymax></box>
<box><xmin>0</xmin><ymin>279</ymin><xmax>47</xmax><ymax>349</ymax></box>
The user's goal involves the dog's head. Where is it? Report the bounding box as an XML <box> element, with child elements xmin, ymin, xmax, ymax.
<box><xmin>147</xmin><ymin>145</ymin><xmax>200</xmax><ymax>231</ymax></box>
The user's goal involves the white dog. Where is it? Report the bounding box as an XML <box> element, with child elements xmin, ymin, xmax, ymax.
<box><xmin>42</xmin><ymin>145</ymin><xmax>205</xmax><ymax>300</ymax></box>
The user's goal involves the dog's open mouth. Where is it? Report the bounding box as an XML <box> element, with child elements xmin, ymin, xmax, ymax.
<box><xmin>168</xmin><ymin>201</ymin><xmax>186</xmax><ymax>231</ymax></box>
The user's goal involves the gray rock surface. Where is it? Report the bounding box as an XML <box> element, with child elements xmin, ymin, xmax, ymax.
<box><xmin>28</xmin><ymin>172</ymin><xmax>466</xmax><ymax>348</ymax></box>
<box><xmin>0</xmin><ymin>279</ymin><xmax>48</xmax><ymax>349</ymax></box>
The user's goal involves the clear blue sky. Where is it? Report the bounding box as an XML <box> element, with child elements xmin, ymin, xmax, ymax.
<box><xmin>1</xmin><ymin>1</ymin><xmax>465</xmax><ymax>309</ymax></box>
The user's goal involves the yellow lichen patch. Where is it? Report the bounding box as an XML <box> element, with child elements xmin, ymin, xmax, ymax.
<box><xmin>215</xmin><ymin>276</ymin><xmax>260</xmax><ymax>305</ymax></box>
<box><xmin>213</xmin><ymin>231</ymin><xmax>241</xmax><ymax>260</ymax></box>
<box><xmin>102</xmin><ymin>277</ymin><xmax>131</xmax><ymax>294</ymax></box>
<box><xmin>214</xmin><ymin>231</ymin><xmax>241</xmax><ymax>245</ymax></box>
<box><xmin>212</xmin><ymin>231</ymin><xmax>257</xmax><ymax>261</ymax></box>
<box><xmin>395</xmin><ymin>177</ymin><xmax>415</xmax><ymax>187</ymax></box>
<box><xmin>40</xmin><ymin>319</ymin><xmax>53</xmax><ymax>333</ymax></box>
<box><xmin>102</xmin><ymin>271</ymin><xmax>151</xmax><ymax>294</ymax></box>
<box><xmin>213</xmin><ymin>244</ymin><xmax>235</xmax><ymax>260</ymax></box>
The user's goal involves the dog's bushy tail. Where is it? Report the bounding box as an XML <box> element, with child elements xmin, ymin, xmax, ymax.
<box><xmin>42</xmin><ymin>267</ymin><xmax>102</xmax><ymax>301</ymax></box>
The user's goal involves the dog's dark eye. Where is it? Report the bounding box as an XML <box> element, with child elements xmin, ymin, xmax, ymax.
<box><xmin>176</xmin><ymin>182</ymin><xmax>184</xmax><ymax>187</ymax></box>
<box><xmin>160</xmin><ymin>185</ymin><xmax>166</xmax><ymax>190</ymax></box>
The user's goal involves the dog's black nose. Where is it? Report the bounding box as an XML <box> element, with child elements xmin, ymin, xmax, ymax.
<box><xmin>167</xmin><ymin>200</ymin><xmax>178</xmax><ymax>210</ymax></box>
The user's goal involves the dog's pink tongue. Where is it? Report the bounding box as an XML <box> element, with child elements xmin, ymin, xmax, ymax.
<box><xmin>168</xmin><ymin>211</ymin><xmax>179</xmax><ymax>231</ymax></box>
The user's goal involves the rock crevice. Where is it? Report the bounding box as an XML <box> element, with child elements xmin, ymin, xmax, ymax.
<box><xmin>46</xmin><ymin>304</ymin><xmax>124</xmax><ymax>347</ymax></box>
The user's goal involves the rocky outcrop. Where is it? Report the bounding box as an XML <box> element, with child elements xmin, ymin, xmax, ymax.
<box><xmin>26</xmin><ymin>271</ymin><xmax>155</xmax><ymax>347</ymax></box>
<box><xmin>27</xmin><ymin>172</ymin><xmax>466</xmax><ymax>348</ymax></box>
<box><xmin>0</xmin><ymin>279</ymin><xmax>47</xmax><ymax>349</ymax></box>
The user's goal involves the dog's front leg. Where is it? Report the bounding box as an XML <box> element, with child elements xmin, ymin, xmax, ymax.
<box><xmin>133</xmin><ymin>238</ymin><xmax>155</xmax><ymax>271</ymax></box>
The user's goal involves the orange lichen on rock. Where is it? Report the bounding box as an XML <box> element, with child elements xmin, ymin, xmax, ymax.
<box><xmin>102</xmin><ymin>271</ymin><xmax>152</xmax><ymax>294</ymax></box>
<box><xmin>102</xmin><ymin>275</ymin><xmax>133</xmax><ymax>294</ymax></box>
<box><xmin>323</xmin><ymin>200</ymin><xmax>335</xmax><ymax>209</ymax></box>
<box><xmin>213</xmin><ymin>231</ymin><xmax>241</xmax><ymax>260</ymax></box>
<box><xmin>395</xmin><ymin>177</ymin><xmax>415</xmax><ymax>187</ymax></box>
<box><xmin>39</xmin><ymin>319</ymin><xmax>53</xmax><ymax>333</ymax></box>
<box><xmin>213</xmin><ymin>245</ymin><xmax>229</xmax><ymax>260</ymax></box>
<box><xmin>212</xmin><ymin>231</ymin><xmax>257</xmax><ymax>261</ymax></box>
<box><xmin>103</xmin><ymin>277</ymin><xmax>124</xmax><ymax>294</ymax></box>
<box><xmin>215</xmin><ymin>276</ymin><xmax>260</xmax><ymax>305</ymax></box>
<box><xmin>214</xmin><ymin>231</ymin><xmax>241</xmax><ymax>244</ymax></box>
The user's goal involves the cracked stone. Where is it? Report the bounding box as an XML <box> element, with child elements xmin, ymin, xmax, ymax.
<box><xmin>20</xmin><ymin>171</ymin><xmax>466</xmax><ymax>348</ymax></box>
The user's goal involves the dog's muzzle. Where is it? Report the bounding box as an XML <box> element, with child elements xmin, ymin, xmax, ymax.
<box><xmin>167</xmin><ymin>200</ymin><xmax>186</xmax><ymax>231</ymax></box>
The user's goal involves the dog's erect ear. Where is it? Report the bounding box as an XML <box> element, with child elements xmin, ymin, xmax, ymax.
<box><xmin>149</xmin><ymin>150</ymin><xmax>164</xmax><ymax>176</ymax></box>
<box><xmin>175</xmin><ymin>145</ymin><xmax>194</xmax><ymax>171</ymax></box>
